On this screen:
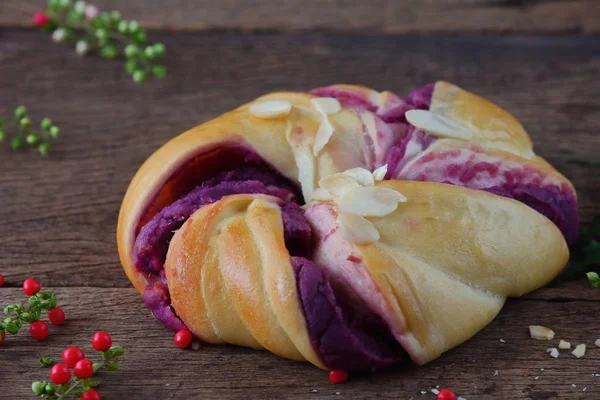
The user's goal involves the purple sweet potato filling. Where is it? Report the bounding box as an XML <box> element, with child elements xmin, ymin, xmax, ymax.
<box><xmin>134</xmin><ymin>148</ymin><xmax>404</xmax><ymax>370</ymax></box>
<box><xmin>292</xmin><ymin>257</ymin><xmax>404</xmax><ymax>371</ymax></box>
<box><xmin>383</xmin><ymin>83</ymin><xmax>578</xmax><ymax>245</ymax></box>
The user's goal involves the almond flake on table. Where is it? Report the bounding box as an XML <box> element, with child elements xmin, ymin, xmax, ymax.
<box><xmin>458</xmin><ymin>397</ymin><xmax>466</xmax><ymax>400</ymax></box>
<box><xmin>493</xmin><ymin>370</ymin><xmax>499</xmax><ymax>376</ymax></box>
<box><xmin>547</xmin><ymin>348</ymin><xmax>559</xmax><ymax>358</ymax></box>
<box><xmin>572</xmin><ymin>344</ymin><xmax>586</xmax><ymax>358</ymax></box>
<box><xmin>558</xmin><ymin>340</ymin><xmax>571</xmax><ymax>349</ymax></box>
<box><xmin>431</xmin><ymin>389</ymin><xmax>440</xmax><ymax>395</ymax></box>
<box><xmin>499</xmin><ymin>338</ymin><xmax>506</xmax><ymax>343</ymax></box>
<box><xmin>595</xmin><ymin>338</ymin><xmax>600</xmax><ymax>347</ymax></box>
<box><xmin>529</xmin><ymin>325</ymin><xmax>555</xmax><ymax>340</ymax></box>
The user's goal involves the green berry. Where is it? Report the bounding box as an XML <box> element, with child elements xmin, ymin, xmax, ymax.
<box><xmin>40</xmin><ymin>118</ymin><xmax>52</xmax><ymax>130</ymax></box>
<box><xmin>31</xmin><ymin>381</ymin><xmax>44</xmax><ymax>396</ymax></box>
<box><xmin>95</xmin><ymin>28</ymin><xmax>108</xmax><ymax>40</ymax></box>
<box><xmin>20</xmin><ymin>117</ymin><xmax>31</xmax><ymax>128</ymax></box>
<box><xmin>152</xmin><ymin>65</ymin><xmax>167</xmax><ymax>79</ymax></box>
<box><xmin>128</xmin><ymin>20</ymin><xmax>140</xmax><ymax>32</ymax></box>
<box><xmin>14</xmin><ymin>105</ymin><xmax>27</xmax><ymax>120</ymax></box>
<box><xmin>38</xmin><ymin>142</ymin><xmax>50</xmax><ymax>156</ymax></box>
<box><xmin>117</xmin><ymin>20</ymin><xmax>129</xmax><ymax>33</ymax></box>
<box><xmin>44</xmin><ymin>384</ymin><xmax>55</xmax><ymax>396</ymax></box>
<box><xmin>125</xmin><ymin>60</ymin><xmax>138</xmax><ymax>74</ymax></box>
<box><xmin>0</xmin><ymin>130</ymin><xmax>5</xmax><ymax>142</ymax></box>
<box><xmin>59</xmin><ymin>0</ymin><xmax>72</xmax><ymax>8</ymax></box>
<box><xmin>11</xmin><ymin>136</ymin><xmax>24</xmax><ymax>150</ymax></box>
<box><xmin>143</xmin><ymin>46</ymin><xmax>155</xmax><ymax>59</ymax></box>
<box><xmin>97</xmin><ymin>37</ymin><xmax>108</xmax><ymax>47</ymax></box>
<box><xmin>110</xmin><ymin>10</ymin><xmax>121</xmax><ymax>24</ymax></box>
<box><xmin>153</xmin><ymin>43</ymin><xmax>166</xmax><ymax>57</ymax></box>
<box><xmin>124</xmin><ymin>44</ymin><xmax>139</xmax><ymax>58</ymax></box>
<box><xmin>68</xmin><ymin>10</ymin><xmax>84</xmax><ymax>23</ymax></box>
<box><xmin>48</xmin><ymin>0</ymin><xmax>60</xmax><ymax>10</ymax></box>
<box><xmin>132</xmin><ymin>69</ymin><xmax>147</xmax><ymax>83</ymax></box>
<box><xmin>101</xmin><ymin>45</ymin><xmax>118</xmax><ymax>59</ymax></box>
<box><xmin>133</xmin><ymin>30</ymin><xmax>147</xmax><ymax>43</ymax></box>
<box><xmin>49</xmin><ymin>126</ymin><xmax>60</xmax><ymax>138</ymax></box>
<box><xmin>26</xmin><ymin>133</ymin><xmax>40</xmax><ymax>145</ymax></box>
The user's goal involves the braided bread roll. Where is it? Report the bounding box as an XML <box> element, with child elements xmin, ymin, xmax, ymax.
<box><xmin>118</xmin><ymin>82</ymin><xmax>577</xmax><ymax>371</ymax></box>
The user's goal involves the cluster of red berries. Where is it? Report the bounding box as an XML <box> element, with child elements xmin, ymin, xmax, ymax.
<box><xmin>0</xmin><ymin>277</ymin><xmax>65</xmax><ymax>344</ymax></box>
<box><xmin>39</xmin><ymin>332</ymin><xmax>115</xmax><ymax>400</ymax></box>
<box><xmin>25</xmin><ymin>278</ymin><xmax>65</xmax><ymax>340</ymax></box>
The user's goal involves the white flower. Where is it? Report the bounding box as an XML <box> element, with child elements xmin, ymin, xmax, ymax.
<box><xmin>75</xmin><ymin>40</ymin><xmax>89</xmax><ymax>56</ymax></box>
<box><xmin>52</xmin><ymin>28</ymin><xmax>68</xmax><ymax>43</ymax></box>
<box><xmin>85</xmin><ymin>5</ymin><xmax>99</xmax><ymax>20</ymax></box>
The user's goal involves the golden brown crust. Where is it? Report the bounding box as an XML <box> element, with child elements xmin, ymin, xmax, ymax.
<box><xmin>306</xmin><ymin>180</ymin><xmax>568</xmax><ymax>365</ymax></box>
<box><xmin>117</xmin><ymin>82</ymin><xmax>575</xmax><ymax>371</ymax></box>
<box><xmin>164</xmin><ymin>195</ymin><xmax>325</xmax><ymax>368</ymax></box>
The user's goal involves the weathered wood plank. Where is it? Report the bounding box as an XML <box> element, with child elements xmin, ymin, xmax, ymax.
<box><xmin>0</xmin><ymin>30</ymin><xmax>599</xmax><ymax>288</ymax></box>
<box><xmin>0</xmin><ymin>288</ymin><xmax>598</xmax><ymax>399</ymax></box>
<box><xmin>0</xmin><ymin>0</ymin><xmax>598</xmax><ymax>34</ymax></box>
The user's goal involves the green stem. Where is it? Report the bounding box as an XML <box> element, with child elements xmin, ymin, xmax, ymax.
<box><xmin>47</xmin><ymin>11</ymin><xmax>152</xmax><ymax>69</ymax></box>
<box><xmin>56</xmin><ymin>379</ymin><xmax>83</xmax><ymax>400</ymax></box>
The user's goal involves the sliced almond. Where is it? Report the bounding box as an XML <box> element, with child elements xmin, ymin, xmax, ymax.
<box><xmin>310</xmin><ymin>187</ymin><xmax>333</xmax><ymax>202</ymax></box>
<box><xmin>318</xmin><ymin>173</ymin><xmax>360</xmax><ymax>196</ymax></box>
<box><xmin>405</xmin><ymin>109</ymin><xmax>473</xmax><ymax>141</ymax></box>
<box><xmin>343</xmin><ymin>168</ymin><xmax>375</xmax><ymax>187</ymax></box>
<box><xmin>311</xmin><ymin>97</ymin><xmax>341</xmax><ymax>115</ymax></box>
<box><xmin>529</xmin><ymin>325</ymin><xmax>555</xmax><ymax>341</ymax></box>
<box><xmin>249</xmin><ymin>100</ymin><xmax>292</xmax><ymax>118</ymax></box>
<box><xmin>338</xmin><ymin>186</ymin><xmax>407</xmax><ymax>217</ymax></box>
<box><xmin>558</xmin><ymin>340</ymin><xmax>571</xmax><ymax>350</ymax></box>
<box><xmin>336</xmin><ymin>212</ymin><xmax>380</xmax><ymax>244</ymax></box>
<box><xmin>572</xmin><ymin>344</ymin><xmax>586</xmax><ymax>358</ymax></box>
<box><xmin>546</xmin><ymin>348</ymin><xmax>559</xmax><ymax>358</ymax></box>
<box><xmin>313</xmin><ymin>118</ymin><xmax>334</xmax><ymax>156</ymax></box>
<box><xmin>595</xmin><ymin>338</ymin><xmax>600</xmax><ymax>348</ymax></box>
<box><xmin>372</xmin><ymin>164</ymin><xmax>388</xmax><ymax>181</ymax></box>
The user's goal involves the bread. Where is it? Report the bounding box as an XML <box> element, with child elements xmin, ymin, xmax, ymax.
<box><xmin>117</xmin><ymin>81</ymin><xmax>577</xmax><ymax>371</ymax></box>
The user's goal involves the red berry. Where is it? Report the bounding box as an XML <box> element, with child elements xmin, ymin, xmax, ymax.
<box><xmin>23</xmin><ymin>278</ymin><xmax>41</xmax><ymax>296</ymax></box>
<box><xmin>437</xmin><ymin>389</ymin><xmax>457</xmax><ymax>400</ymax></box>
<box><xmin>328</xmin><ymin>369</ymin><xmax>349</xmax><ymax>384</ymax></box>
<box><xmin>0</xmin><ymin>273</ymin><xmax>4</xmax><ymax>286</ymax></box>
<box><xmin>81</xmin><ymin>389</ymin><xmax>101</xmax><ymax>400</ymax></box>
<box><xmin>91</xmin><ymin>331</ymin><xmax>112</xmax><ymax>351</ymax></box>
<box><xmin>74</xmin><ymin>359</ymin><xmax>94</xmax><ymax>379</ymax></box>
<box><xmin>29</xmin><ymin>321</ymin><xmax>49</xmax><ymax>341</ymax></box>
<box><xmin>32</xmin><ymin>12</ymin><xmax>51</xmax><ymax>28</ymax></box>
<box><xmin>173</xmin><ymin>330</ymin><xmax>192</xmax><ymax>349</ymax></box>
<box><xmin>48</xmin><ymin>307</ymin><xmax>66</xmax><ymax>325</ymax></box>
<box><xmin>62</xmin><ymin>347</ymin><xmax>85</xmax><ymax>368</ymax></box>
<box><xmin>0</xmin><ymin>331</ymin><xmax>5</xmax><ymax>344</ymax></box>
<box><xmin>50</xmin><ymin>363</ymin><xmax>71</xmax><ymax>384</ymax></box>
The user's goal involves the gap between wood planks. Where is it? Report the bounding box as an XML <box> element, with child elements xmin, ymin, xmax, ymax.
<box><xmin>0</xmin><ymin>0</ymin><xmax>598</xmax><ymax>34</ymax></box>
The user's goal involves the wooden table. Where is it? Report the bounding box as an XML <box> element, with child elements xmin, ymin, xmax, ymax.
<box><xmin>1</xmin><ymin>1</ymin><xmax>599</xmax><ymax>398</ymax></box>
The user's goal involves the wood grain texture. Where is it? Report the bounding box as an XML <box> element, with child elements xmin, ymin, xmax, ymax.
<box><xmin>0</xmin><ymin>288</ymin><xmax>599</xmax><ymax>400</ymax></box>
<box><xmin>0</xmin><ymin>29</ymin><xmax>599</xmax><ymax>399</ymax></box>
<box><xmin>0</xmin><ymin>0</ymin><xmax>599</xmax><ymax>34</ymax></box>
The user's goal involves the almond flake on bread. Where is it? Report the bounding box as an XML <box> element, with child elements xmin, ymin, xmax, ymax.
<box><xmin>249</xmin><ymin>100</ymin><xmax>292</xmax><ymax>118</ymax></box>
<box><xmin>372</xmin><ymin>164</ymin><xmax>388</xmax><ymax>181</ymax></box>
<box><xmin>405</xmin><ymin>109</ymin><xmax>473</xmax><ymax>141</ymax></box>
<box><xmin>336</xmin><ymin>212</ymin><xmax>380</xmax><ymax>244</ymax></box>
